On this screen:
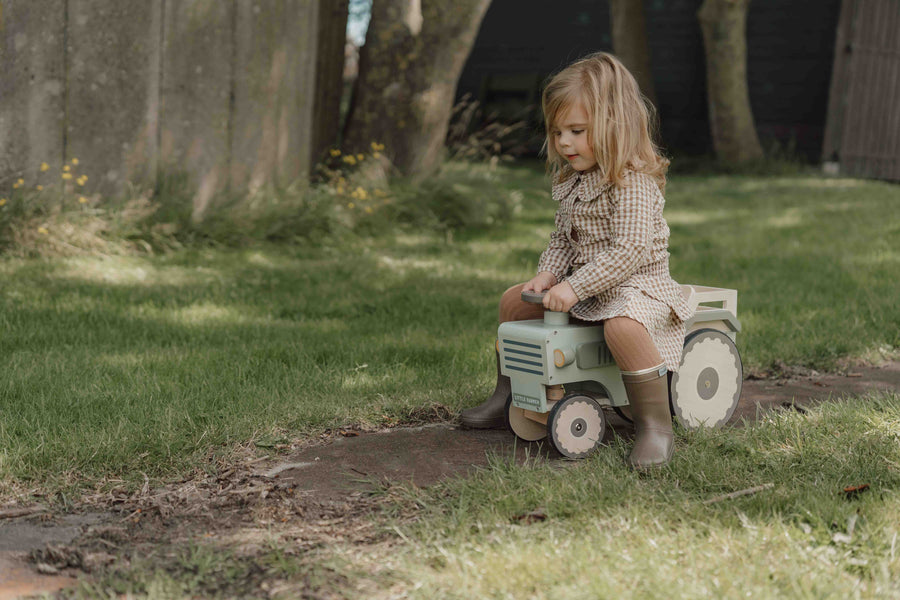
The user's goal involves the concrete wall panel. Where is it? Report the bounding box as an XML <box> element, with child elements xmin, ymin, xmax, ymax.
<box><xmin>231</xmin><ymin>0</ymin><xmax>317</xmax><ymax>191</ymax></box>
<box><xmin>0</xmin><ymin>0</ymin><xmax>66</xmax><ymax>185</ymax></box>
<box><xmin>66</xmin><ymin>1</ymin><xmax>162</xmax><ymax>195</ymax></box>
<box><xmin>280</xmin><ymin>0</ymin><xmax>318</xmax><ymax>183</ymax></box>
<box><xmin>1</xmin><ymin>0</ymin><xmax>319</xmax><ymax>201</ymax></box>
<box><xmin>160</xmin><ymin>0</ymin><xmax>234</xmax><ymax>219</ymax></box>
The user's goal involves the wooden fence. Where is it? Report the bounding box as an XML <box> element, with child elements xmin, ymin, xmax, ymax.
<box><xmin>0</xmin><ymin>0</ymin><xmax>318</xmax><ymax>214</ymax></box>
<box><xmin>823</xmin><ymin>0</ymin><xmax>900</xmax><ymax>181</ymax></box>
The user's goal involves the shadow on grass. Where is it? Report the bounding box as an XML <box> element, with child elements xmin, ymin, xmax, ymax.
<box><xmin>0</xmin><ymin>249</ymin><xmax>515</xmax><ymax>487</ymax></box>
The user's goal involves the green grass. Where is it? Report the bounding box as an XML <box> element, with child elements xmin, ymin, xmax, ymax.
<box><xmin>665</xmin><ymin>175</ymin><xmax>900</xmax><ymax>369</ymax></box>
<box><xmin>380</xmin><ymin>392</ymin><xmax>900</xmax><ymax>598</ymax></box>
<box><xmin>0</xmin><ymin>162</ymin><xmax>898</xmax><ymax>493</ymax></box>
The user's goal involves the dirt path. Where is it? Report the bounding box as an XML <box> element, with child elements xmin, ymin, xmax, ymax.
<box><xmin>3</xmin><ymin>361</ymin><xmax>899</xmax><ymax>598</ymax></box>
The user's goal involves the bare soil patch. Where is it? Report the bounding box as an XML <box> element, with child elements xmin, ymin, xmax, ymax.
<box><xmin>3</xmin><ymin>361</ymin><xmax>899</xmax><ymax>598</ymax></box>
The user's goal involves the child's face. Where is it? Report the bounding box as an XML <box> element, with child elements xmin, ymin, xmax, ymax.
<box><xmin>552</xmin><ymin>102</ymin><xmax>596</xmax><ymax>172</ymax></box>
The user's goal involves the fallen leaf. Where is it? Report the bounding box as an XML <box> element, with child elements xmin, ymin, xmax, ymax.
<box><xmin>340</xmin><ymin>430</ymin><xmax>359</xmax><ymax>437</ymax></box>
<box><xmin>842</xmin><ymin>483</ymin><xmax>870</xmax><ymax>498</ymax></box>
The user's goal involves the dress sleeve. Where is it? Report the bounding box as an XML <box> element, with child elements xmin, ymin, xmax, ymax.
<box><xmin>565</xmin><ymin>174</ymin><xmax>657</xmax><ymax>301</ymax></box>
<box><xmin>536</xmin><ymin>207</ymin><xmax>576</xmax><ymax>282</ymax></box>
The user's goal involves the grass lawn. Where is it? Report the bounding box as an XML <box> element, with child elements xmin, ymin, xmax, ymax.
<box><xmin>1</xmin><ymin>161</ymin><xmax>898</xmax><ymax>494</ymax></box>
<box><xmin>379</xmin><ymin>392</ymin><xmax>900</xmax><ymax>599</ymax></box>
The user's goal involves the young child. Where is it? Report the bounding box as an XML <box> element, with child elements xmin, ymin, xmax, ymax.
<box><xmin>460</xmin><ymin>52</ymin><xmax>692</xmax><ymax>469</ymax></box>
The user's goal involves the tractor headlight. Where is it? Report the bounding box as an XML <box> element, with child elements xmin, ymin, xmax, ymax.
<box><xmin>553</xmin><ymin>348</ymin><xmax>575</xmax><ymax>368</ymax></box>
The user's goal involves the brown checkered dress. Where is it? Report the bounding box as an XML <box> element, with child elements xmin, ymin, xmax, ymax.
<box><xmin>537</xmin><ymin>167</ymin><xmax>693</xmax><ymax>371</ymax></box>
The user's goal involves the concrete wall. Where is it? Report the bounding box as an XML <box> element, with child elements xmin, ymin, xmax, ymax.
<box><xmin>160</xmin><ymin>0</ymin><xmax>234</xmax><ymax>218</ymax></box>
<box><xmin>0</xmin><ymin>1</ymin><xmax>66</xmax><ymax>183</ymax></box>
<box><xmin>0</xmin><ymin>0</ymin><xmax>318</xmax><ymax>203</ymax></box>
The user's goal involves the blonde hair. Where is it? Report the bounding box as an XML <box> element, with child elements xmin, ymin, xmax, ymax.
<box><xmin>541</xmin><ymin>52</ymin><xmax>669</xmax><ymax>192</ymax></box>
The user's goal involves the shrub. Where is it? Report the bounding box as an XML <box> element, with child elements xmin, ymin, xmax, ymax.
<box><xmin>387</xmin><ymin>162</ymin><xmax>522</xmax><ymax>232</ymax></box>
<box><xmin>0</xmin><ymin>148</ymin><xmax>522</xmax><ymax>257</ymax></box>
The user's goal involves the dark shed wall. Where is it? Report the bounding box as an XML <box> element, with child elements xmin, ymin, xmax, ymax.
<box><xmin>745</xmin><ymin>0</ymin><xmax>842</xmax><ymax>158</ymax></box>
<box><xmin>457</xmin><ymin>0</ymin><xmax>841</xmax><ymax>160</ymax></box>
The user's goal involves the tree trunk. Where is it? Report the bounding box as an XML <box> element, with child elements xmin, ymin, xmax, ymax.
<box><xmin>609</xmin><ymin>0</ymin><xmax>657</xmax><ymax>108</ymax></box>
<box><xmin>697</xmin><ymin>0</ymin><xmax>763</xmax><ymax>163</ymax></box>
<box><xmin>342</xmin><ymin>0</ymin><xmax>492</xmax><ymax>178</ymax></box>
<box><xmin>311</xmin><ymin>0</ymin><xmax>349</xmax><ymax>168</ymax></box>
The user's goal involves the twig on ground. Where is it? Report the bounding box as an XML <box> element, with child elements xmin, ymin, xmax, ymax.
<box><xmin>0</xmin><ymin>505</ymin><xmax>47</xmax><ymax>520</ymax></box>
<box><xmin>703</xmin><ymin>483</ymin><xmax>775</xmax><ymax>505</ymax></box>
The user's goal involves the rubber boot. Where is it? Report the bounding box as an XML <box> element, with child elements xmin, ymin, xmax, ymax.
<box><xmin>459</xmin><ymin>352</ymin><xmax>509</xmax><ymax>429</ymax></box>
<box><xmin>622</xmin><ymin>363</ymin><xmax>673</xmax><ymax>469</ymax></box>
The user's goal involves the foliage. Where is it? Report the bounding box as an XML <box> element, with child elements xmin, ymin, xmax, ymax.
<box><xmin>446</xmin><ymin>94</ymin><xmax>534</xmax><ymax>163</ymax></box>
<box><xmin>0</xmin><ymin>149</ymin><xmax>526</xmax><ymax>257</ymax></box>
<box><xmin>387</xmin><ymin>162</ymin><xmax>523</xmax><ymax>232</ymax></box>
<box><xmin>0</xmin><ymin>159</ymin><xmax>139</xmax><ymax>257</ymax></box>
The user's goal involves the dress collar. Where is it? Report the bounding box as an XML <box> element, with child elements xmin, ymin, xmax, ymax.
<box><xmin>551</xmin><ymin>166</ymin><xmax>613</xmax><ymax>202</ymax></box>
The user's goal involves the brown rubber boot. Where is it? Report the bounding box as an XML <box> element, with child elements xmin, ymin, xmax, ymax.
<box><xmin>622</xmin><ymin>364</ymin><xmax>673</xmax><ymax>469</ymax></box>
<box><xmin>460</xmin><ymin>352</ymin><xmax>509</xmax><ymax>429</ymax></box>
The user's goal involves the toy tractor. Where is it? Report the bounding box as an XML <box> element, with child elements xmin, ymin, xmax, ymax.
<box><xmin>499</xmin><ymin>285</ymin><xmax>742</xmax><ymax>458</ymax></box>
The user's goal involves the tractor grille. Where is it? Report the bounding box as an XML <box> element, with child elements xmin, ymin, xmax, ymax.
<box><xmin>501</xmin><ymin>339</ymin><xmax>545</xmax><ymax>376</ymax></box>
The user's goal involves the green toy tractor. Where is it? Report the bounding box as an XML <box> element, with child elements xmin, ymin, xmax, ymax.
<box><xmin>499</xmin><ymin>285</ymin><xmax>742</xmax><ymax>458</ymax></box>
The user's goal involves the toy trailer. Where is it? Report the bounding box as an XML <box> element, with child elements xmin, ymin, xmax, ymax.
<box><xmin>498</xmin><ymin>285</ymin><xmax>743</xmax><ymax>458</ymax></box>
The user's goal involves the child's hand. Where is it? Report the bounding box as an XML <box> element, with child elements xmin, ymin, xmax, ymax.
<box><xmin>523</xmin><ymin>271</ymin><xmax>557</xmax><ymax>293</ymax></box>
<box><xmin>543</xmin><ymin>281</ymin><xmax>579</xmax><ymax>312</ymax></box>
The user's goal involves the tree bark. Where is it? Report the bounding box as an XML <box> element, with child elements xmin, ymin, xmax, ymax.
<box><xmin>697</xmin><ymin>0</ymin><xmax>763</xmax><ymax>163</ymax></box>
<box><xmin>342</xmin><ymin>0</ymin><xmax>493</xmax><ymax>178</ymax></box>
<box><xmin>311</xmin><ymin>0</ymin><xmax>349</xmax><ymax>168</ymax></box>
<box><xmin>609</xmin><ymin>0</ymin><xmax>657</xmax><ymax>108</ymax></box>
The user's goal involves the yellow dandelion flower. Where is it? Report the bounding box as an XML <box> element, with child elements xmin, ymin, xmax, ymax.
<box><xmin>36</xmin><ymin>185</ymin><xmax>43</xmax><ymax>191</ymax></box>
<box><xmin>0</xmin><ymin>198</ymin><xmax>7</xmax><ymax>206</ymax></box>
<box><xmin>337</xmin><ymin>177</ymin><xmax>347</xmax><ymax>185</ymax></box>
<box><xmin>372</xmin><ymin>152</ymin><xmax>381</xmax><ymax>159</ymax></box>
<box><xmin>329</xmin><ymin>149</ymin><xmax>341</xmax><ymax>157</ymax></box>
<box><xmin>40</xmin><ymin>162</ymin><xmax>50</xmax><ymax>172</ymax></box>
<box><xmin>76</xmin><ymin>177</ymin><xmax>86</xmax><ymax>186</ymax></box>
<box><xmin>12</xmin><ymin>182</ymin><xmax>20</xmax><ymax>189</ymax></box>
<box><xmin>62</xmin><ymin>173</ymin><xmax>73</xmax><ymax>180</ymax></box>
<box><xmin>342</xmin><ymin>155</ymin><xmax>357</xmax><ymax>166</ymax></box>
<box><xmin>81</xmin><ymin>175</ymin><xmax>88</xmax><ymax>182</ymax></box>
<box><xmin>78</xmin><ymin>196</ymin><xmax>87</xmax><ymax>204</ymax></box>
<box><xmin>356</xmin><ymin>153</ymin><xmax>364</xmax><ymax>161</ymax></box>
<box><xmin>348</xmin><ymin>202</ymin><xmax>355</xmax><ymax>209</ymax></box>
<box><xmin>63</xmin><ymin>165</ymin><xmax>71</xmax><ymax>172</ymax></box>
<box><xmin>71</xmin><ymin>158</ymin><xmax>79</xmax><ymax>165</ymax></box>
<box><xmin>336</xmin><ymin>185</ymin><xmax>345</xmax><ymax>194</ymax></box>
<box><xmin>38</xmin><ymin>227</ymin><xmax>49</xmax><ymax>235</ymax></box>
<box><xmin>371</xmin><ymin>142</ymin><xmax>385</xmax><ymax>151</ymax></box>
<box><xmin>354</xmin><ymin>187</ymin><xmax>368</xmax><ymax>200</ymax></box>
<box><xmin>16</xmin><ymin>178</ymin><xmax>24</xmax><ymax>185</ymax></box>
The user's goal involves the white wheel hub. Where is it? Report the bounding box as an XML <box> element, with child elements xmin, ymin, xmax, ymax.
<box><xmin>671</xmin><ymin>330</ymin><xmax>742</xmax><ymax>429</ymax></box>
<box><xmin>549</xmin><ymin>396</ymin><xmax>605</xmax><ymax>458</ymax></box>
